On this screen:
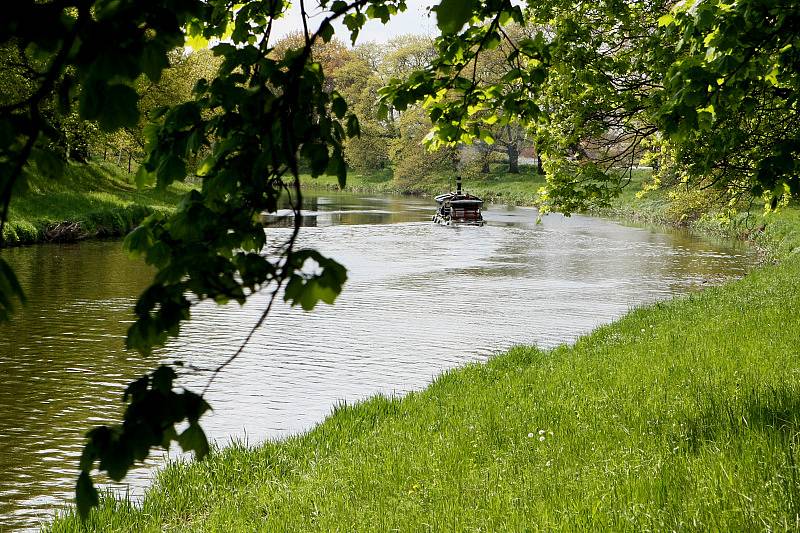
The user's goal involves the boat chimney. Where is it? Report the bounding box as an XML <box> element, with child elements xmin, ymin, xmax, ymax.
<box><xmin>456</xmin><ymin>175</ymin><xmax>462</xmax><ymax>195</ymax></box>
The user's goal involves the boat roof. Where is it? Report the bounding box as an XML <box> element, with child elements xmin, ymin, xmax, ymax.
<box><xmin>435</xmin><ymin>192</ymin><xmax>484</xmax><ymax>204</ymax></box>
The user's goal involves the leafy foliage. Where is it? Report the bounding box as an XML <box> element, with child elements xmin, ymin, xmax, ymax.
<box><xmin>1</xmin><ymin>0</ymin><xmax>216</xmax><ymax>344</ymax></box>
<box><xmin>0</xmin><ymin>257</ymin><xmax>25</xmax><ymax>322</ymax></box>
<box><xmin>78</xmin><ymin>365</ymin><xmax>211</xmax><ymax>501</ymax></box>
<box><xmin>657</xmin><ymin>0</ymin><xmax>800</xmax><ymax>209</ymax></box>
<box><xmin>382</xmin><ymin>0</ymin><xmax>799</xmax><ymax>214</ymax></box>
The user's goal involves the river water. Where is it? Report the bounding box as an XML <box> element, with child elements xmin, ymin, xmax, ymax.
<box><xmin>0</xmin><ymin>192</ymin><xmax>752</xmax><ymax>530</ymax></box>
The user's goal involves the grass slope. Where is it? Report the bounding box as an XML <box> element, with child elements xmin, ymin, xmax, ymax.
<box><xmin>50</xmin><ymin>223</ymin><xmax>800</xmax><ymax>531</ymax></box>
<box><xmin>3</xmin><ymin>161</ymin><xmax>190</xmax><ymax>246</ymax></box>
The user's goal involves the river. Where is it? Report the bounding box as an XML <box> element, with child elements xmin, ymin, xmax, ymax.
<box><xmin>0</xmin><ymin>191</ymin><xmax>753</xmax><ymax>530</ymax></box>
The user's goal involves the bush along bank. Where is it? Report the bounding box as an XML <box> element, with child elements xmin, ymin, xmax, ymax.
<box><xmin>572</xmin><ymin>169</ymin><xmax>800</xmax><ymax>262</ymax></box>
<box><xmin>2</xmin><ymin>161</ymin><xmax>190</xmax><ymax>246</ymax></box>
<box><xmin>48</xmin><ymin>209</ymin><xmax>800</xmax><ymax>530</ymax></box>
<box><xmin>600</xmin><ymin>190</ymin><xmax>800</xmax><ymax>264</ymax></box>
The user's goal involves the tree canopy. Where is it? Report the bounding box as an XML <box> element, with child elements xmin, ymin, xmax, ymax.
<box><xmin>1</xmin><ymin>0</ymin><xmax>798</xmax><ymax>518</ymax></box>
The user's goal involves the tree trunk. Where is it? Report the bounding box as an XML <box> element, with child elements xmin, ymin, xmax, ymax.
<box><xmin>103</xmin><ymin>147</ymin><xmax>107</xmax><ymax>161</ymax></box>
<box><xmin>537</xmin><ymin>154</ymin><xmax>544</xmax><ymax>175</ymax></box>
<box><xmin>128</xmin><ymin>152</ymin><xmax>132</xmax><ymax>173</ymax></box>
<box><xmin>507</xmin><ymin>145</ymin><xmax>519</xmax><ymax>174</ymax></box>
<box><xmin>481</xmin><ymin>158</ymin><xmax>490</xmax><ymax>174</ymax></box>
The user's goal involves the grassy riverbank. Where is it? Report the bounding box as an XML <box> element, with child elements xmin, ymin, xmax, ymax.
<box><xmin>2</xmin><ymin>162</ymin><xmax>190</xmax><ymax>246</ymax></box>
<box><xmin>50</xmin><ymin>215</ymin><xmax>800</xmax><ymax>530</ymax></box>
<box><xmin>594</xmin><ymin>171</ymin><xmax>800</xmax><ymax>261</ymax></box>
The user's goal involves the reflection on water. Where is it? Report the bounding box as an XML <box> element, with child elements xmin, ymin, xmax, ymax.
<box><xmin>0</xmin><ymin>192</ymin><xmax>752</xmax><ymax>530</ymax></box>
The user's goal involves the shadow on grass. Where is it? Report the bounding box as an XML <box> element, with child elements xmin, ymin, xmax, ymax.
<box><xmin>683</xmin><ymin>385</ymin><xmax>800</xmax><ymax>450</ymax></box>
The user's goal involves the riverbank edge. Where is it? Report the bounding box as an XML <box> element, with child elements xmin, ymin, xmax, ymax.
<box><xmin>1</xmin><ymin>162</ymin><xmax>189</xmax><ymax>248</ymax></box>
<box><xmin>301</xmin><ymin>172</ymin><xmax>543</xmax><ymax>205</ymax></box>
<box><xmin>4</xmin><ymin>204</ymin><xmax>171</xmax><ymax>247</ymax></box>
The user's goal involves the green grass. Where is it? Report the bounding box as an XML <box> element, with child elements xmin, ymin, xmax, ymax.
<box><xmin>3</xmin><ymin>161</ymin><xmax>191</xmax><ymax>246</ymax></box>
<box><xmin>49</xmin><ymin>215</ymin><xmax>800</xmax><ymax>531</ymax></box>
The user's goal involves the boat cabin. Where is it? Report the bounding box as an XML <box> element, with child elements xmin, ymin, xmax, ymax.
<box><xmin>432</xmin><ymin>176</ymin><xmax>485</xmax><ymax>226</ymax></box>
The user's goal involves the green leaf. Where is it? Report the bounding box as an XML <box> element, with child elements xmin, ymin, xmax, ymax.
<box><xmin>283</xmin><ymin>253</ymin><xmax>347</xmax><ymax>311</ymax></box>
<box><xmin>366</xmin><ymin>4</ymin><xmax>391</xmax><ymax>23</ymax></box>
<box><xmin>0</xmin><ymin>259</ymin><xmax>25</xmax><ymax>300</ymax></box>
<box><xmin>123</xmin><ymin>376</ymin><xmax>149</xmax><ymax>403</ymax></box>
<box><xmin>658</xmin><ymin>14</ymin><xmax>675</xmax><ymax>27</ymax></box>
<box><xmin>81</xmin><ymin>83</ymin><xmax>140</xmax><ymax>132</ymax></box>
<box><xmin>151</xmin><ymin>365</ymin><xmax>177</xmax><ymax>393</ymax></box>
<box><xmin>331</xmin><ymin>93</ymin><xmax>348</xmax><ymax>119</ymax></box>
<box><xmin>100</xmin><ymin>85</ymin><xmax>139</xmax><ymax>130</ymax></box>
<box><xmin>484</xmin><ymin>32</ymin><xmax>501</xmax><ymax>50</ymax></box>
<box><xmin>196</xmin><ymin>156</ymin><xmax>215</xmax><ymax>177</ymax></box>
<box><xmin>135</xmin><ymin>165</ymin><xmax>156</xmax><ymax>189</ymax></box>
<box><xmin>156</xmin><ymin>155</ymin><xmax>186</xmax><ymax>186</ymax></box>
<box><xmin>326</xmin><ymin>150</ymin><xmax>347</xmax><ymax>188</ymax></box>
<box><xmin>301</xmin><ymin>280</ymin><xmax>335</xmax><ymax>309</ymax></box>
<box><xmin>141</xmin><ymin>45</ymin><xmax>169</xmax><ymax>83</ymax></box>
<box><xmin>76</xmin><ymin>471</ymin><xmax>99</xmax><ymax>520</ymax></box>
<box><xmin>346</xmin><ymin>114</ymin><xmax>360</xmax><ymax>138</ymax></box>
<box><xmin>178</xmin><ymin>423</ymin><xmax>210</xmax><ymax>459</ymax></box>
<box><xmin>124</xmin><ymin>225</ymin><xmax>154</xmax><ymax>256</ymax></box>
<box><xmin>185</xmin><ymin>21</ymin><xmax>210</xmax><ymax>50</ymax></box>
<box><xmin>433</xmin><ymin>0</ymin><xmax>474</xmax><ymax>34</ymax></box>
<box><xmin>319</xmin><ymin>21</ymin><xmax>334</xmax><ymax>43</ymax></box>
<box><xmin>301</xmin><ymin>143</ymin><xmax>329</xmax><ymax>177</ymax></box>
<box><xmin>0</xmin><ymin>258</ymin><xmax>25</xmax><ymax>322</ymax></box>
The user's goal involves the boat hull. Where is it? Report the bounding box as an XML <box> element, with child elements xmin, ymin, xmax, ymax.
<box><xmin>432</xmin><ymin>213</ymin><xmax>484</xmax><ymax>226</ymax></box>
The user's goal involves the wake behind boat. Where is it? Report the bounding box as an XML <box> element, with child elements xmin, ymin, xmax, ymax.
<box><xmin>432</xmin><ymin>176</ymin><xmax>485</xmax><ymax>226</ymax></box>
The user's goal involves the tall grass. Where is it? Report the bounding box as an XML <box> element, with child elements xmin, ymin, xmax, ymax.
<box><xmin>49</xmin><ymin>218</ymin><xmax>800</xmax><ymax>531</ymax></box>
<box><xmin>3</xmin><ymin>161</ymin><xmax>191</xmax><ymax>246</ymax></box>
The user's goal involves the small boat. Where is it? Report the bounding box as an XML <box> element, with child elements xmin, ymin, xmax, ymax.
<box><xmin>432</xmin><ymin>176</ymin><xmax>485</xmax><ymax>226</ymax></box>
